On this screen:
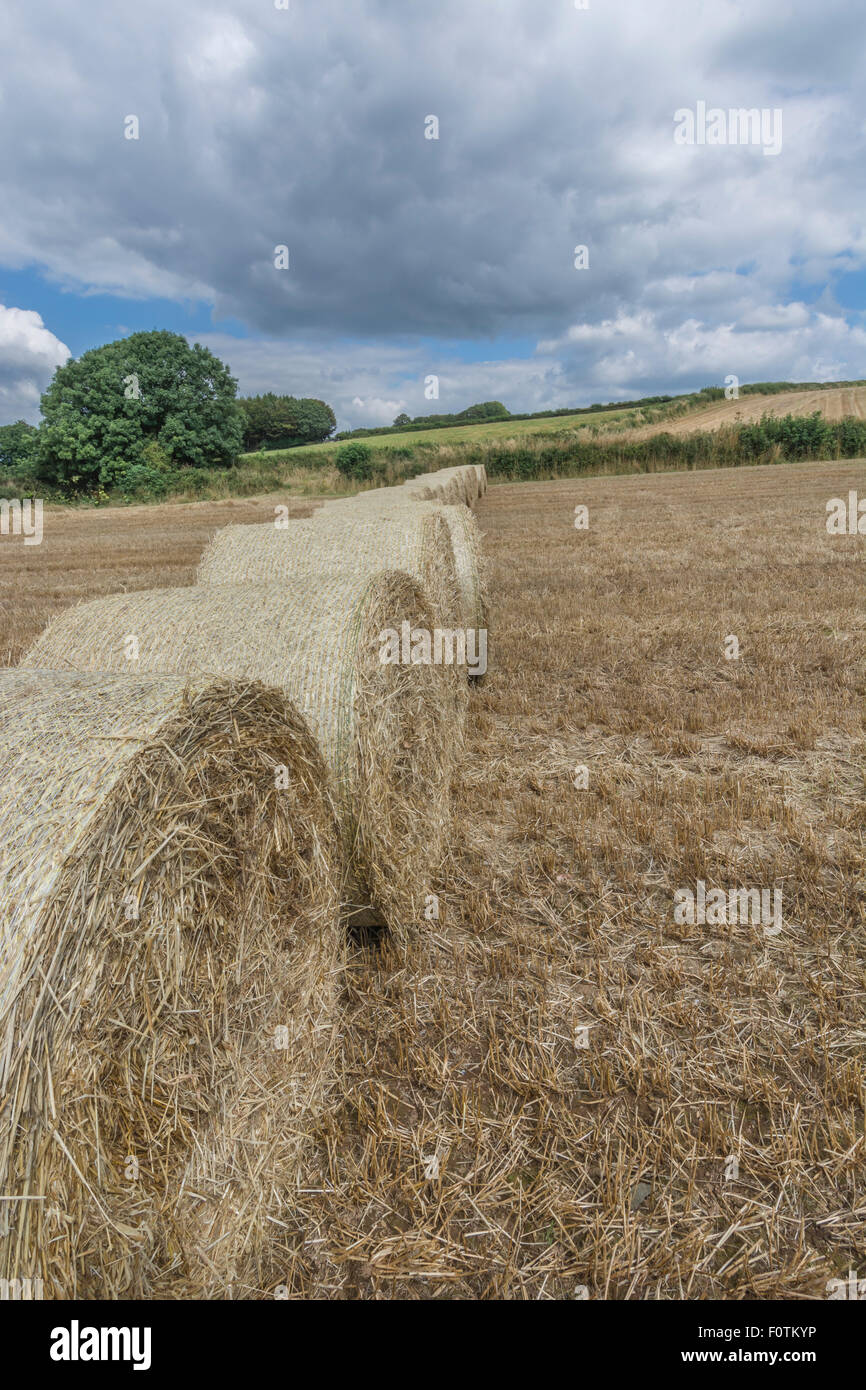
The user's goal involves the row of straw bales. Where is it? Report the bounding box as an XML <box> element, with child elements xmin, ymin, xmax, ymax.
<box><xmin>315</xmin><ymin>465</ymin><xmax>487</xmax><ymax>629</ymax></box>
<box><xmin>26</xmin><ymin>573</ymin><xmax>456</xmax><ymax>933</ymax></box>
<box><xmin>0</xmin><ymin>460</ymin><xmax>487</xmax><ymax>1297</ymax></box>
<box><xmin>324</xmin><ymin>463</ymin><xmax>486</xmax><ymax>512</ymax></box>
<box><xmin>314</xmin><ymin>500</ymin><xmax>488</xmax><ymax>633</ymax></box>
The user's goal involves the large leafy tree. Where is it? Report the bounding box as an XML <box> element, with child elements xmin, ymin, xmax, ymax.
<box><xmin>36</xmin><ymin>330</ymin><xmax>245</xmax><ymax>488</ymax></box>
<box><xmin>238</xmin><ymin>394</ymin><xmax>336</xmax><ymax>451</ymax></box>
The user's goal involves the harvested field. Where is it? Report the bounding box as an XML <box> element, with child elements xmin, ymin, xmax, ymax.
<box><xmin>276</xmin><ymin>457</ymin><xmax>865</xmax><ymax>1299</ymax></box>
<box><xmin>616</xmin><ymin>384</ymin><xmax>866</xmax><ymax>442</ymax></box>
<box><xmin>1</xmin><ymin>456</ymin><xmax>862</xmax><ymax>1298</ymax></box>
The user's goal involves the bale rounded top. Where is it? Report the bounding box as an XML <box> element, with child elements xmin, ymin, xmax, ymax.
<box><xmin>198</xmin><ymin>509</ymin><xmax>462</xmax><ymax>630</ymax></box>
<box><xmin>323</xmin><ymin>463</ymin><xmax>482</xmax><ymax>513</ymax></box>
<box><xmin>403</xmin><ymin>465</ymin><xmax>479</xmax><ymax>506</ymax></box>
<box><xmin>24</xmin><ymin>572</ymin><xmax>407</xmax><ymax>796</ymax></box>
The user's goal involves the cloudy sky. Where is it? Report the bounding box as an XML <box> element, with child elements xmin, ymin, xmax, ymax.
<box><xmin>1</xmin><ymin>0</ymin><xmax>864</xmax><ymax>428</ymax></box>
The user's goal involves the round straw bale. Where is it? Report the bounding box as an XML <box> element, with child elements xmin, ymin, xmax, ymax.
<box><xmin>445</xmin><ymin>467</ymin><xmax>475</xmax><ymax>506</ymax></box>
<box><xmin>452</xmin><ymin>467</ymin><xmax>476</xmax><ymax>503</ymax></box>
<box><xmin>396</xmin><ymin>481</ymin><xmax>436</xmax><ymax>501</ymax></box>
<box><xmin>425</xmin><ymin>466</ymin><xmax>478</xmax><ymax>506</ymax></box>
<box><xmin>198</xmin><ymin>510</ymin><xmax>462</xmax><ymax>633</ymax></box>
<box><xmin>24</xmin><ymin>573</ymin><xmax>456</xmax><ymax>932</ymax></box>
<box><xmin>329</xmin><ymin>464</ymin><xmax>482</xmax><ymax>512</ymax></box>
<box><xmin>0</xmin><ymin>670</ymin><xmax>342</xmax><ymax>1300</ymax></box>
<box><xmin>436</xmin><ymin>478</ymin><xmax>463</xmax><ymax>504</ymax></box>
<box><xmin>459</xmin><ymin>468</ymin><xmax>479</xmax><ymax>506</ymax></box>
<box><xmin>395</xmin><ymin>501</ymin><xmax>487</xmax><ymax>638</ymax></box>
<box><xmin>317</xmin><ymin>499</ymin><xmax>488</xmax><ymax>636</ymax></box>
<box><xmin>403</xmin><ymin>472</ymin><xmax>461</xmax><ymax>504</ymax></box>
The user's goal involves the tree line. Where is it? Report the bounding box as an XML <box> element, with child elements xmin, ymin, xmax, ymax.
<box><xmin>0</xmin><ymin>330</ymin><xmax>337</xmax><ymax>497</ymax></box>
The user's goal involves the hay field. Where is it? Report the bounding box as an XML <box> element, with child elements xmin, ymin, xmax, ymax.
<box><xmin>274</xmin><ymin>457</ymin><xmax>863</xmax><ymax>1299</ymax></box>
<box><xmin>616</xmin><ymin>384</ymin><xmax>866</xmax><ymax>442</ymax></box>
<box><xmin>1</xmin><ymin>457</ymin><xmax>862</xmax><ymax>1298</ymax></box>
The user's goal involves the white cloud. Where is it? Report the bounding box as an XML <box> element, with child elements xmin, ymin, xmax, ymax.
<box><xmin>540</xmin><ymin>305</ymin><xmax>866</xmax><ymax>396</ymax></box>
<box><xmin>198</xmin><ymin>333</ymin><xmax>569</xmax><ymax>431</ymax></box>
<box><xmin>187</xmin><ymin>18</ymin><xmax>256</xmax><ymax>83</ymax></box>
<box><xmin>0</xmin><ymin>306</ymin><xmax>69</xmax><ymax>422</ymax></box>
<box><xmin>349</xmin><ymin>397</ymin><xmax>406</xmax><ymax>422</ymax></box>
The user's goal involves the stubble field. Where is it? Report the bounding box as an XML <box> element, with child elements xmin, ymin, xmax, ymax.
<box><xmin>613</xmin><ymin>385</ymin><xmax>866</xmax><ymax>441</ymax></box>
<box><xmin>1</xmin><ymin>457</ymin><xmax>862</xmax><ymax>1298</ymax></box>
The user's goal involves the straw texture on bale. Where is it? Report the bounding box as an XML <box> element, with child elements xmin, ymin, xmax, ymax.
<box><xmin>404</xmin><ymin>472</ymin><xmax>463</xmax><ymax>505</ymax></box>
<box><xmin>400</xmin><ymin>475</ymin><xmax>443</xmax><ymax>501</ymax></box>
<box><xmin>325</xmin><ymin>464</ymin><xmax>483</xmax><ymax>515</ymax></box>
<box><xmin>398</xmin><ymin>480</ymin><xmax>437</xmax><ymax>502</ymax></box>
<box><xmin>25</xmin><ymin>573</ymin><xmax>455</xmax><ymax>932</ymax></box>
<box><xmin>451</xmin><ymin>466</ymin><xmax>479</xmax><ymax>505</ymax></box>
<box><xmin>404</xmin><ymin>466</ymin><xmax>479</xmax><ymax>506</ymax></box>
<box><xmin>317</xmin><ymin>489</ymin><xmax>409</xmax><ymax>517</ymax></box>
<box><xmin>0</xmin><ymin>670</ymin><xmax>342</xmax><ymax>1300</ymax></box>
<box><xmin>198</xmin><ymin>511</ymin><xmax>463</xmax><ymax>633</ymax></box>
<box><xmin>325</xmin><ymin>486</ymin><xmax>395</xmax><ymax>511</ymax></box>
<box><xmin>419</xmin><ymin>501</ymin><xmax>487</xmax><ymax>633</ymax></box>
<box><xmin>317</xmin><ymin>499</ymin><xmax>488</xmax><ymax>635</ymax></box>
